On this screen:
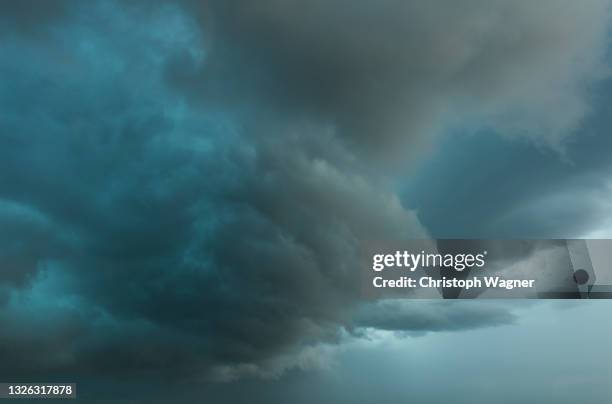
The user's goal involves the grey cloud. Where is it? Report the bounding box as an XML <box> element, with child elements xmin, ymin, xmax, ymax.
<box><xmin>352</xmin><ymin>300</ymin><xmax>517</xmax><ymax>335</ymax></box>
<box><xmin>0</xmin><ymin>0</ymin><xmax>429</xmax><ymax>382</ymax></box>
<box><xmin>0</xmin><ymin>0</ymin><xmax>609</xmax><ymax>388</ymax></box>
<box><xmin>404</xmin><ymin>82</ymin><xmax>612</xmax><ymax>239</ymax></box>
<box><xmin>174</xmin><ymin>0</ymin><xmax>610</xmax><ymax>161</ymax></box>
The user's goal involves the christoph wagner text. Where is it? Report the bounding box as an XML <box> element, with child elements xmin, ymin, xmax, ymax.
<box><xmin>373</xmin><ymin>276</ymin><xmax>536</xmax><ymax>290</ymax></box>
<box><xmin>372</xmin><ymin>251</ymin><xmax>487</xmax><ymax>272</ymax></box>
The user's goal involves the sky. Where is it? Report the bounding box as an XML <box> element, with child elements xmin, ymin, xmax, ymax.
<box><xmin>1</xmin><ymin>1</ymin><xmax>612</xmax><ymax>403</ymax></box>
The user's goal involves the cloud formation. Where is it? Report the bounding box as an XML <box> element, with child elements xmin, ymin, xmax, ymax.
<box><xmin>352</xmin><ymin>300</ymin><xmax>517</xmax><ymax>335</ymax></box>
<box><xmin>176</xmin><ymin>0</ymin><xmax>610</xmax><ymax>158</ymax></box>
<box><xmin>0</xmin><ymin>0</ymin><xmax>610</xmax><ymax>386</ymax></box>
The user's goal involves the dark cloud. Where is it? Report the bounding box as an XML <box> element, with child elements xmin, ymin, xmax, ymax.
<box><xmin>0</xmin><ymin>0</ymin><xmax>610</xmax><ymax>391</ymax></box>
<box><xmin>352</xmin><ymin>301</ymin><xmax>517</xmax><ymax>335</ymax></box>
<box><xmin>0</xmin><ymin>0</ymin><xmax>71</xmax><ymax>36</ymax></box>
<box><xmin>173</xmin><ymin>0</ymin><xmax>610</xmax><ymax>161</ymax></box>
<box><xmin>404</xmin><ymin>81</ymin><xmax>612</xmax><ymax>239</ymax></box>
<box><xmin>0</xmin><ymin>0</ymin><xmax>425</xmax><ymax>382</ymax></box>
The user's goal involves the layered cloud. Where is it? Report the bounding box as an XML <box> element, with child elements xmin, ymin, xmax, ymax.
<box><xmin>352</xmin><ymin>300</ymin><xmax>518</xmax><ymax>335</ymax></box>
<box><xmin>177</xmin><ymin>0</ymin><xmax>610</xmax><ymax>157</ymax></box>
<box><xmin>0</xmin><ymin>0</ymin><xmax>610</xmax><ymax>385</ymax></box>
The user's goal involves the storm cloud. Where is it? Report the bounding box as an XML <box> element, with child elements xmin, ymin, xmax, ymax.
<box><xmin>0</xmin><ymin>0</ymin><xmax>611</xmax><ymax>389</ymax></box>
<box><xmin>176</xmin><ymin>0</ymin><xmax>610</xmax><ymax>158</ymax></box>
<box><xmin>352</xmin><ymin>300</ymin><xmax>518</xmax><ymax>335</ymax></box>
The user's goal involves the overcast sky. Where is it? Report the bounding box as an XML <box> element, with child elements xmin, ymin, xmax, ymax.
<box><xmin>1</xmin><ymin>1</ymin><xmax>612</xmax><ymax>403</ymax></box>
